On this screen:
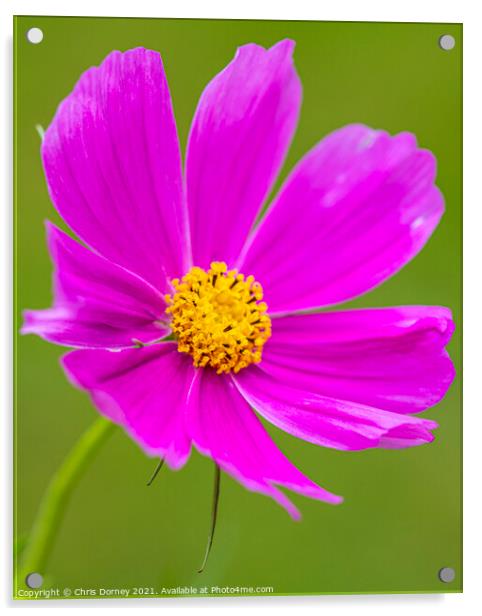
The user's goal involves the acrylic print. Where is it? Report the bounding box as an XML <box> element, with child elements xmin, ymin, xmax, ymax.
<box><xmin>14</xmin><ymin>16</ymin><xmax>462</xmax><ymax>599</ymax></box>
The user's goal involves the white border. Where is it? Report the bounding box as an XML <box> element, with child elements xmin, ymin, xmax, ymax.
<box><xmin>2</xmin><ymin>1</ymin><xmax>480</xmax><ymax>614</ymax></box>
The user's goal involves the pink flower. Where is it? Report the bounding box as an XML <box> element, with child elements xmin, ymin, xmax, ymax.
<box><xmin>23</xmin><ymin>41</ymin><xmax>455</xmax><ymax>519</ymax></box>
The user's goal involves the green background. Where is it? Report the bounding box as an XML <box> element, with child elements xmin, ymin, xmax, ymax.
<box><xmin>14</xmin><ymin>16</ymin><xmax>462</xmax><ymax>597</ymax></box>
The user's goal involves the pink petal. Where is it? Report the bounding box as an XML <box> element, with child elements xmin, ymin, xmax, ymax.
<box><xmin>42</xmin><ymin>48</ymin><xmax>189</xmax><ymax>292</ymax></box>
<box><xmin>239</xmin><ymin>124</ymin><xmax>444</xmax><ymax>313</ymax></box>
<box><xmin>262</xmin><ymin>306</ymin><xmax>455</xmax><ymax>414</ymax></box>
<box><xmin>62</xmin><ymin>343</ymin><xmax>194</xmax><ymax>469</ymax></box>
<box><xmin>234</xmin><ymin>367</ymin><xmax>439</xmax><ymax>452</ymax></box>
<box><xmin>186</xmin><ymin>368</ymin><xmax>342</xmax><ymax>519</ymax></box>
<box><xmin>186</xmin><ymin>39</ymin><xmax>301</xmax><ymax>269</ymax></box>
<box><xmin>22</xmin><ymin>223</ymin><xmax>167</xmax><ymax>349</ymax></box>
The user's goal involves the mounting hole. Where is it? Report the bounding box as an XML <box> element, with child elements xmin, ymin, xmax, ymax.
<box><xmin>438</xmin><ymin>567</ymin><xmax>456</xmax><ymax>583</ymax></box>
<box><xmin>25</xmin><ymin>572</ymin><xmax>44</xmax><ymax>588</ymax></box>
<box><xmin>26</xmin><ymin>27</ymin><xmax>44</xmax><ymax>45</ymax></box>
<box><xmin>439</xmin><ymin>34</ymin><xmax>455</xmax><ymax>51</ymax></box>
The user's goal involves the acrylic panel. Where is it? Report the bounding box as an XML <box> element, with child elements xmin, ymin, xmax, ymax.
<box><xmin>14</xmin><ymin>16</ymin><xmax>462</xmax><ymax>600</ymax></box>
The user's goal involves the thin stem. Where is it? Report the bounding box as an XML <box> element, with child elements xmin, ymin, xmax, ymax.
<box><xmin>198</xmin><ymin>463</ymin><xmax>221</xmax><ymax>573</ymax></box>
<box><xmin>17</xmin><ymin>417</ymin><xmax>115</xmax><ymax>587</ymax></box>
<box><xmin>146</xmin><ymin>458</ymin><xmax>164</xmax><ymax>486</ymax></box>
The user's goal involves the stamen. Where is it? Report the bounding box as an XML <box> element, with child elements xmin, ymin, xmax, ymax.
<box><xmin>165</xmin><ymin>262</ymin><xmax>271</xmax><ymax>374</ymax></box>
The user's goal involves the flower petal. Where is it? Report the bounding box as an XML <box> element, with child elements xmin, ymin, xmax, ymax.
<box><xmin>186</xmin><ymin>39</ymin><xmax>301</xmax><ymax>269</ymax></box>
<box><xmin>261</xmin><ymin>306</ymin><xmax>455</xmax><ymax>414</ymax></box>
<box><xmin>62</xmin><ymin>343</ymin><xmax>193</xmax><ymax>469</ymax></box>
<box><xmin>234</xmin><ymin>367</ymin><xmax>439</xmax><ymax>452</ymax></box>
<box><xmin>185</xmin><ymin>368</ymin><xmax>342</xmax><ymax>519</ymax></box>
<box><xmin>42</xmin><ymin>47</ymin><xmax>189</xmax><ymax>291</ymax></box>
<box><xmin>239</xmin><ymin>124</ymin><xmax>444</xmax><ymax>313</ymax></box>
<box><xmin>22</xmin><ymin>223</ymin><xmax>167</xmax><ymax>349</ymax></box>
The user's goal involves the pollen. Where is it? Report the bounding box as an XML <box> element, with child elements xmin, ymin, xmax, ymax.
<box><xmin>165</xmin><ymin>262</ymin><xmax>272</xmax><ymax>374</ymax></box>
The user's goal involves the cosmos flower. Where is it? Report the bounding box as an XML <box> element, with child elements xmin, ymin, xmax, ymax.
<box><xmin>23</xmin><ymin>41</ymin><xmax>455</xmax><ymax>519</ymax></box>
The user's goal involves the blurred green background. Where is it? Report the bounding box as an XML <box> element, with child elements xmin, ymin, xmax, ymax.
<box><xmin>14</xmin><ymin>16</ymin><xmax>462</xmax><ymax>597</ymax></box>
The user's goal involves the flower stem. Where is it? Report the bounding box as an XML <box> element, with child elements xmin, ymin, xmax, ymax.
<box><xmin>17</xmin><ymin>417</ymin><xmax>116</xmax><ymax>587</ymax></box>
<box><xmin>146</xmin><ymin>458</ymin><xmax>164</xmax><ymax>486</ymax></box>
<box><xmin>198</xmin><ymin>463</ymin><xmax>221</xmax><ymax>573</ymax></box>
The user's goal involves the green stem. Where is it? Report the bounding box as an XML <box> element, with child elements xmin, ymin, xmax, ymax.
<box><xmin>146</xmin><ymin>458</ymin><xmax>164</xmax><ymax>486</ymax></box>
<box><xmin>17</xmin><ymin>417</ymin><xmax>116</xmax><ymax>587</ymax></box>
<box><xmin>198</xmin><ymin>463</ymin><xmax>221</xmax><ymax>573</ymax></box>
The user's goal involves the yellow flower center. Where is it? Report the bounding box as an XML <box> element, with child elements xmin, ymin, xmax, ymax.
<box><xmin>165</xmin><ymin>262</ymin><xmax>272</xmax><ymax>374</ymax></box>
